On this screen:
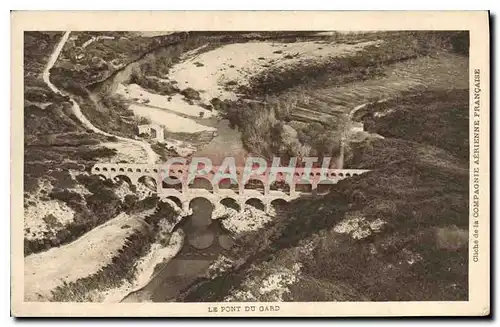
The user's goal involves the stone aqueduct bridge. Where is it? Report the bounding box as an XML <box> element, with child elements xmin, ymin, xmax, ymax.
<box><xmin>91</xmin><ymin>163</ymin><xmax>370</xmax><ymax>214</ymax></box>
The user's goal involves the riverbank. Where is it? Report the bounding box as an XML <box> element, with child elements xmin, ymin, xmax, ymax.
<box><xmin>99</xmin><ymin>229</ymin><xmax>185</xmax><ymax>303</ymax></box>
<box><xmin>24</xmin><ymin>209</ymin><xmax>155</xmax><ymax>301</ymax></box>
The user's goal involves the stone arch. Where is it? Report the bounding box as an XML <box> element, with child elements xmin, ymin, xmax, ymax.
<box><xmin>316</xmin><ymin>180</ymin><xmax>334</xmax><ymax>194</ymax></box>
<box><xmin>165</xmin><ymin>196</ymin><xmax>182</xmax><ymax>209</ymax></box>
<box><xmin>244</xmin><ymin>179</ymin><xmax>265</xmax><ymax>194</ymax></box>
<box><xmin>162</xmin><ymin>175</ymin><xmax>183</xmax><ymax>191</ymax></box>
<box><xmin>269</xmin><ymin>180</ymin><xmax>291</xmax><ymax>195</ymax></box>
<box><xmin>220</xmin><ymin>197</ymin><xmax>240</xmax><ymax>211</ymax></box>
<box><xmin>138</xmin><ymin>175</ymin><xmax>157</xmax><ymax>191</ymax></box>
<box><xmin>189</xmin><ymin>177</ymin><xmax>213</xmax><ymax>192</ymax></box>
<box><xmin>218</xmin><ymin>177</ymin><xmax>239</xmax><ymax>193</ymax></box>
<box><xmin>189</xmin><ymin>197</ymin><xmax>215</xmax><ymax>228</ymax></box>
<box><xmin>119</xmin><ymin>168</ymin><xmax>125</xmax><ymax>172</ymax></box>
<box><xmin>127</xmin><ymin>168</ymin><xmax>133</xmax><ymax>172</ymax></box>
<box><xmin>102</xmin><ymin>167</ymin><xmax>108</xmax><ymax>172</ymax></box>
<box><xmin>270</xmin><ymin>198</ymin><xmax>289</xmax><ymax>210</ymax></box>
<box><xmin>189</xmin><ymin>197</ymin><xmax>214</xmax><ymax>210</ymax></box>
<box><xmin>111</xmin><ymin>168</ymin><xmax>116</xmax><ymax>172</ymax></box>
<box><xmin>96</xmin><ymin>174</ymin><xmax>107</xmax><ymax>181</ymax></box>
<box><xmin>295</xmin><ymin>179</ymin><xmax>312</xmax><ymax>193</ymax></box>
<box><xmin>338</xmin><ymin>173</ymin><xmax>344</xmax><ymax>177</ymax></box>
<box><xmin>113</xmin><ymin>175</ymin><xmax>133</xmax><ymax>186</ymax></box>
<box><xmin>136</xmin><ymin>168</ymin><xmax>142</xmax><ymax>173</ymax></box>
<box><xmin>93</xmin><ymin>167</ymin><xmax>101</xmax><ymax>172</ymax></box>
<box><xmin>345</xmin><ymin>173</ymin><xmax>351</xmax><ymax>177</ymax></box>
<box><xmin>245</xmin><ymin>198</ymin><xmax>265</xmax><ymax>211</ymax></box>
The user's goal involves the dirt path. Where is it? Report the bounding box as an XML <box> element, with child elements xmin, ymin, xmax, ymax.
<box><xmin>43</xmin><ymin>31</ymin><xmax>158</xmax><ymax>164</ymax></box>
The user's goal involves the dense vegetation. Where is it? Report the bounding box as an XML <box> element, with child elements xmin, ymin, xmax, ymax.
<box><xmin>355</xmin><ymin>89</ymin><xmax>469</xmax><ymax>161</ymax></box>
<box><xmin>24</xmin><ymin>32</ymin><xmax>117</xmax><ymax>193</ymax></box>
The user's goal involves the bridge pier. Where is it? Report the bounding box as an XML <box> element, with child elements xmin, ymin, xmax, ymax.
<box><xmin>156</xmin><ymin>175</ymin><xmax>163</xmax><ymax>194</ymax></box>
<box><xmin>182</xmin><ymin>201</ymin><xmax>190</xmax><ymax>214</ymax></box>
<box><xmin>238</xmin><ymin>199</ymin><xmax>245</xmax><ymax>213</ymax></box>
<box><xmin>265</xmin><ymin>201</ymin><xmax>271</xmax><ymax>215</ymax></box>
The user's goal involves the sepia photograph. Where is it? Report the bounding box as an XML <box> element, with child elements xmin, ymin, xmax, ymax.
<box><xmin>11</xmin><ymin>11</ymin><xmax>490</xmax><ymax>317</ymax></box>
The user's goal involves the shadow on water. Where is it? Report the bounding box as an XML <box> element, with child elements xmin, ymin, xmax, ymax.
<box><xmin>121</xmin><ymin>198</ymin><xmax>235</xmax><ymax>302</ymax></box>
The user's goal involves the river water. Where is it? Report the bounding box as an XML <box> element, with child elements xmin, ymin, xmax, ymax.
<box><xmin>121</xmin><ymin>198</ymin><xmax>235</xmax><ymax>302</ymax></box>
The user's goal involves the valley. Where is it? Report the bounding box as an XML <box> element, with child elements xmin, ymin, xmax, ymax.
<box><xmin>23</xmin><ymin>30</ymin><xmax>470</xmax><ymax>302</ymax></box>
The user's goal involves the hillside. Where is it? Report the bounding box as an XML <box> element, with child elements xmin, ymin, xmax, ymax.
<box><xmin>211</xmin><ymin>31</ymin><xmax>468</xmax><ymax>162</ymax></box>
<box><xmin>171</xmin><ymin>33</ymin><xmax>470</xmax><ymax>302</ymax></box>
<box><xmin>23</xmin><ymin>32</ymin><xmax>183</xmax><ymax>302</ymax></box>
<box><xmin>176</xmin><ymin>92</ymin><xmax>469</xmax><ymax>302</ymax></box>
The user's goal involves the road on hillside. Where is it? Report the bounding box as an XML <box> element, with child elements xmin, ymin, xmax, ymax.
<box><xmin>43</xmin><ymin>31</ymin><xmax>158</xmax><ymax>164</ymax></box>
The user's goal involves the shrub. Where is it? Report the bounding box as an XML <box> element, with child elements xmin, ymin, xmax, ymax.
<box><xmin>42</xmin><ymin>214</ymin><xmax>62</xmax><ymax>229</ymax></box>
<box><xmin>77</xmin><ymin>147</ymin><xmax>117</xmax><ymax>161</ymax></box>
<box><xmin>225</xmin><ymin>80</ymin><xmax>238</xmax><ymax>86</ymax></box>
<box><xmin>137</xmin><ymin>116</ymin><xmax>152</xmax><ymax>125</ymax></box>
<box><xmin>49</xmin><ymin>189</ymin><xmax>83</xmax><ymax>203</ymax></box>
<box><xmin>180</xmin><ymin>87</ymin><xmax>201</xmax><ymax>100</ymax></box>
<box><xmin>123</xmin><ymin>194</ymin><xmax>139</xmax><ymax>213</ymax></box>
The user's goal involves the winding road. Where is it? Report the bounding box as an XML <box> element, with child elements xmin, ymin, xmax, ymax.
<box><xmin>43</xmin><ymin>31</ymin><xmax>158</xmax><ymax>164</ymax></box>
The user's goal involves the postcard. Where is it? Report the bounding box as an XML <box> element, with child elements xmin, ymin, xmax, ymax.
<box><xmin>11</xmin><ymin>10</ymin><xmax>490</xmax><ymax>317</ymax></box>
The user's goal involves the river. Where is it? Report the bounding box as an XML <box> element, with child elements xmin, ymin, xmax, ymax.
<box><xmin>121</xmin><ymin>198</ymin><xmax>235</xmax><ymax>302</ymax></box>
